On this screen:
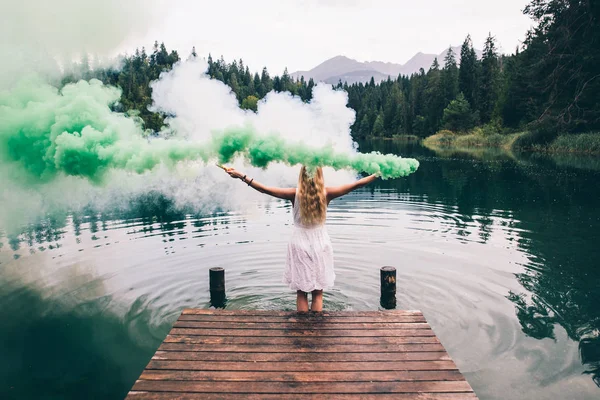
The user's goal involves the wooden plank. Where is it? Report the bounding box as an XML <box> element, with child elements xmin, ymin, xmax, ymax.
<box><xmin>164</xmin><ymin>334</ymin><xmax>440</xmax><ymax>345</ymax></box>
<box><xmin>152</xmin><ymin>351</ymin><xmax>450</xmax><ymax>362</ymax></box>
<box><xmin>182</xmin><ymin>309</ymin><xmax>423</xmax><ymax>317</ymax></box>
<box><xmin>172</xmin><ymin>321</ymin><xmax>432</xmax><ymax>330</ymax></box>
<box><xmin>139</xmin><ymin>370</ymin><xmax>466</xmax><ymax>382</ymax></box>
<box><xmin>127</xmin><ymin>392</ymin><xmax>479</xmax><ymax>400</ymax></box>
<box><xmin>131</xmin><ymin>380</ymin><xmax>474</xmax><ymax>394</ymax></box>
<box><xmin>158</xmin><ymin>343</ymin><xmax>445</xmax><ymax>353</ymax></box>
<box><xmin>177</xmin><ymin>315</ymin><xmax>427</xmax><ymax>323</ymax></box>
<box><xmin>169</xmin><ymin>328</ymin><xmax>436</xmax><ymax>337</ymax></box>
<box><xmin>145</xmin><ymin>360</ymin><xmax>460</xmax><ymax>372</ymax></box>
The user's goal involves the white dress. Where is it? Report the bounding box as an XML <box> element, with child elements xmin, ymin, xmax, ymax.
<box><xmin>283</xmin><ymin>191</ymin><xmax>335</xmax><ymax>292</ymax></box>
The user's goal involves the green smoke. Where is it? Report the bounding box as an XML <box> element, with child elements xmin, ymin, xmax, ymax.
<box><xmin>0</xmin><ymin>78</ymin><xmax>418</xmax><ymax>184</ymax></box>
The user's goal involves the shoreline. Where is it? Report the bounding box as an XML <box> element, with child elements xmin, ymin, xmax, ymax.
<box><xmin>362</xmin><ymin>132</ymin><xmax>600</xmax><ymax>156</ymax></box>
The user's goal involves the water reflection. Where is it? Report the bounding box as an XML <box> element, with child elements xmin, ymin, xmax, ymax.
<box><xmin>0</xmin><ymin>266</ymin><xmax>168</xmax><ymax>399</ymax></box>
<box><xmin>367</xmin><ymin>139</ymin><xmax>600</xmax><ymax>389</ymax></box>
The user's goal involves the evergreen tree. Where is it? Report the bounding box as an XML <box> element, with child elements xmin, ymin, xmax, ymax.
<box><xmin>372</xmin><ymin>111</ymin><xmax>385</xmax><ymax>137</ymax></box>
<box><xmin>479</xmin><ymin>33</ymin><xmax>500</xmax><ymax>123</ymax></box>
<box><xmin>442</xmin><ymin>47</ymin><xmax>459</xmax><ymax>106</ymax></box>
<box><xmin>409</xmin><ymin>69</ymin><xmax>427</xmax><ymax>136</ymax></box>
<box><xmin>519</xmin><ymin>0</ymin><xmax>600</xmax><ymax>131</ymax></box>
<box><xmin>207</xmin><ymin>54</ymin><xmax>214</xmax><ymax>76</ymax></box>
<box><xmin>259</xmin><ymin>67</ymin><xmax>273</xmax><ymax>96</ymax></box>
<box><xmin>442</xmin><ymin>92</ymin><xmax>478</xmax><ymax>132</ymax></box>
<box><xmin>253</xmin><ymin>73</ymin><xmax>261</xmax><ymax>95</ymax></box>
<box><xmin>281</xmin><ymin>67</ymin><xmax>292</xmax><ymax>93</ymax></box>
<box><xmin>272</xmin><ymin>76</ymin><xmax>281</xmax><ymax>92</ymax></box>
<box><xmin>306</xmin><ymin>78</ymin><xmax>315</xmax><ymax>101</ymax></box>
<box><xmin>459</xmin><ymin>35</ymin><xmax>478</xmax><ymax>110</ymax></box>
<box><xmin>358</xmin><ymin>114</ymin><xmax>372</xmax><ymax>138</ymax></box>
<box><xmin>229</xmin><ymin>73</ymin><xmax>240</xmax><ymax>98</ymax></box>
<box><xmin>424</xmin><ymin>58</ymin><xmax>445</xmax><ymax>133</ymax></box>
<box><xmin>156</xmin><ymin>43</ymin><xmax>170</xmax><ymax>68</ymax></box>
<box><xmin>383</xmin><ymin>83</ymin><xmax>403</xmax><ymax>135</ymax></box>
<box><xmin>500</xmin><ymin>48</ymin><xmax>534</xmax><ymax>128</ymax></box>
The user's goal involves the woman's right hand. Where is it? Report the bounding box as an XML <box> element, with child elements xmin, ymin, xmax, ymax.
<box><xmin>225</xmin><ymin>167</ymin><xmax>245</xmax><ymax>180</ymax></box>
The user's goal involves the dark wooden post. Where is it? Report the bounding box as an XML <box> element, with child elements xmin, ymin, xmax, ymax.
<box><xmin>380</xmin><ymin>266</ymin><xmax>396</xmax><ymax>309</ymax></box>
<box><xmin>209</xmin><ymin>267</ymin><xmax>226</xmax><ymax>308</ymax></box>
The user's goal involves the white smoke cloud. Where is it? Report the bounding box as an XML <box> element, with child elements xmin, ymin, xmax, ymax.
<box><xmin>150</xmin><ymin>58</ymin><xmax>358</xmax><ymax>187</ymax></box>
<box><xmin>150</xmin><ymin>59</ymin><xmax>248</xmax><ymax>138</ymax></box>
<box><xmin>0</xmin><ymin>0</ymin><xmax>162</xmax><ymax>87</ymax></box>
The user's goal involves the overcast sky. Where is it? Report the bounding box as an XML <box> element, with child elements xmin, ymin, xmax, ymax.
<box><xmin>118</xmin><ymin>0</ymin><xmax>534</xmax><ymax>74</ymax></box>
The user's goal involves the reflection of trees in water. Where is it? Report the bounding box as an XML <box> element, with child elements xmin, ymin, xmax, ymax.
<box><xmin>507</xmin><ymin>259</ymin><xmax>600</xmax><ymax>387</ymax></box>
<box><xmin>4</xmin><ymin>191</ymin><xmax>186</xmax><ymax>251</ymax></box>
<box><xmin>0</xmin><ymin>266</ymin><xmax>167</xmax><ymax>399</ymax></box>
<box><xmin>364</xmin><ymin>139</ymin><xmax>600</xmax><ymax>387</ymax></box>
<box><xmin>3</xmin><ymin>214</ymin><xmax>68</xmax><ymax>253</ymax></box>
<box><xmin>110</xmin><ymin>190</ymin><xmax>188</xmax><ymax>236</ymax></box>
<box><xmin>1</xmin><ymin>189</ymin><xmax>248</xmax><ymax>256</ymax></box>
<box><xmin>505</xmin><ymin>162</ymin><xmax>600</xmax><ymax>387</ymax></box>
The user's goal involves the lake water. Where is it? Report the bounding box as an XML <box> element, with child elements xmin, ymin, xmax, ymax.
<box><xmin>1</xmin><ymin>141</ymin><xmax>599</xmax><ymax>399</ymax></box>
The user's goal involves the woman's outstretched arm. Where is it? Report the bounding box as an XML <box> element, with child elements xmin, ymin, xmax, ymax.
<box><xmin>223</xmin><ymin>167</ymin><xmax>296</xmax><ymax>201</ymax></box>
<box><xmin>326</xmin><ymin>174</ymin><xmax>378</xmax><ymax>202</ymax></box>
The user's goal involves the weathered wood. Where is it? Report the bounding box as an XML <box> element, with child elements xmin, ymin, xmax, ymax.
<box><xmin>145</xmin><ymin>360</ymin><xmax>460</xmax><ymax>372</ymax></box>
<box><xmin>380</xmin><ymin>266</ymin><xmax>397</xmax><ymax>309</ymax></box>
<box><xmin>139</xmin><ymin>370</ymin><xmax>466</xmax><ymax>382</ymax></box>
<box><xmin>127</xmin><ymin>393</ymin><xmax>479</xmax><ymax>400</ymax></box>
<box><xmin>177</xmin><ymin>315</ymin><xmax>427</xmax><ymax>323</ymax></box>
<box><xmin>151</xmin><ymin>350</ymin><xmax>451</xmax><ymax>362</ymax></box>
<box><xmin>181</xmin><ymin>309</ymin><xmax>422</xmax><ymax>316</ymax></box>
<box><xmin>169</xmin><ymin>328</ymin><xmax>437</xmax><ymax>337</ymax></box>
<box><xmin>172</xmin><ymin>321</ymin><xmax>431</xmax><ymax>330</ymax></box>
<box><xmin>158</xmin><ymin>343</ymin><xmax>445</xmax><ymax>353</ymax></box>
<box><xmin>131</xmin><ymin>380</ymin><xmax>474</xmax><ymax>394</ymax></box>
<box><xmin>164</xmin><ymin>334</ymin><xmax>441</xmax><ymax>345</ymax></box>
<box><xmin>129</xmin><ymin>309</ymin><xmax>477</xmax><ymax>399</ymax></box>
<box><xmin>209</xmin><ymin>267</ymin><xmax>225</xmax><ymax>308</ymax></box>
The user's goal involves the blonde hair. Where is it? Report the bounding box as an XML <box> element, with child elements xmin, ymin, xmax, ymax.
<box><xmin>297</xmin><ymin>166</ymin><xmax>327</xmax><ymax>226</ymax></box>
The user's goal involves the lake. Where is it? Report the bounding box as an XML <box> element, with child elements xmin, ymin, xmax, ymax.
<box><xmin>1</xmin><ymin>140</ymin><xmax>599</xmax><ymax>399</ymax></box>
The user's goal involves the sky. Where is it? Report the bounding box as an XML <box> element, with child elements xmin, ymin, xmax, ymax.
<box><xmin>116</xmin><ymin>0</ymin><xmax>535</xmax><ymax>74</ymax></box>
<box><xmin>0</xmin><ymin>0</ymin><xmax>535</xmax><ymax>80</ymax></box>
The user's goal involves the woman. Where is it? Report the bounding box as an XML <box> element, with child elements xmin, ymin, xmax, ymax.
<box><xmin>224</xmin><ymin>165</ymin><xmax>378</xmax><ymax>312</ymax></box>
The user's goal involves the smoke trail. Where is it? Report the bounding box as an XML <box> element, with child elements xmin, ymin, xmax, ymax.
<box><xmin>213</xmin><ymin>128</ymin><xmax>418</xmax><ymax>178</ymax></box>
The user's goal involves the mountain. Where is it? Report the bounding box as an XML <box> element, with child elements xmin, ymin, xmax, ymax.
<box><xmin>291</xmin><ymin>55</ymin><xmax>366</xmax><ymax>83</ymax></box>
<box><xmin>321</xmin><ymin>69</ymin><xmax>390</xmax><ymax>85</ymax></box>
<box><xmin>291</xmin><ymin>46</ymin><xmax>482</xmax><ymax>84</ymax></box>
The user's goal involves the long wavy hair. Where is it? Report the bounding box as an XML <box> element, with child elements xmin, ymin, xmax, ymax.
<box><xmin>297</xmin><ymin>166</ymin><xmax>327</xmax><ymax>226</ymax></box>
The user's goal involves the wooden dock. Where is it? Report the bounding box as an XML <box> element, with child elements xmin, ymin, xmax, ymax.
<box><xmin>127</xmin><ymin>309</ymin><xmax>477</xmax><ymax>399</ymax></box>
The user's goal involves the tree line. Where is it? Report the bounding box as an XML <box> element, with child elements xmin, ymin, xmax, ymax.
<box><xmin>346</xmin><ymin>0</ymin><xmax>599</xmax><ymax>139</ymax></box>
<box><xmin>65</xmin><ymin>0</ymin><xmax>598</xmax><ymax>141</ymax></box>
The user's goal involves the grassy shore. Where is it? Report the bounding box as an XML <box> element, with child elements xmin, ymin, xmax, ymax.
<box><xmin>533</xmin><ymin>132</ymin><xmax>600</xmax><ymax>154</ymax></box>
<box><xmin>423</xmin><ymin>130</ymin><xmax>600</xmax><ymax>155</ymax></box>
<box><xmin>363</xmin><ymin>134</ymin><xmax>421</xmax><ymax>141</ymax></box>
<box><xmin>423</xmin><ymin>130</ymin><xmax>523</xmax><ymax>151</ymax></box>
